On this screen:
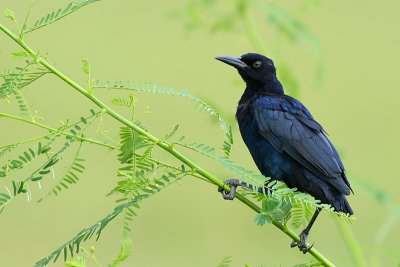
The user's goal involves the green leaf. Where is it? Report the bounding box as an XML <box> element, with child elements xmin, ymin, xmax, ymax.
<box><xmin>14</xmin><ymin>89</ymin><xmax>34</xmax><ymax>118</ymax></box>
<box><xmin>293</xmin><ymin>261</ymin><xmax>323</xmax><ymax>267</ymax></box>
<box><xmin>118</xmin><ymin>124</ymin><xmax>149</xmax><ymax>164</ymax></box>
<box><xmin>34</xmin><ymin>197</ymin><xmax>144</xmax><ymax>267</ymax></box>
<box><xmin>65</xmin><ymin>258</ymin><xmax>87</xmax><ymax>267</ymax></box>
<box><xmin>111</xmin><ymin>97</ymin><xmax>134</xmax><ymax>108</ymax></box>
<box><xmin>39</xmin><ymin>169</ymin><xmax>51</xmax><ymax>175</ymax></box>
<box><xmin>108</xmin><ymin>239</ymin><xmax>133</xmax><ymax>267</ymax></box>
<box><xmin>81</xmin><ymin>59</ymin><xmax>90</xmax><ymax>75</ymax></box>
<box><xmin>291</xmin><ymin>202</ymin><xmax>314</xmax><ymax>229</ymax></box>
<box><xmin>164</xmin><ymin>124</ymin><xmax>179</xmax><ymax>140</ymax></box>
<box><xmin>222</xmin><ymin>126</ymin><xmax>233</xmax><ymax>156</ymax></box>
<box><xmin>38</xmin><ymin>144</ymin><xmax>86</xmax><ymax>202</ymax></box>
<box><xmin>43</xmin><ymin>158</ymin><xmax>59</xmax><ymax>169</ymax></box>
<box><xmin>0</xmin><ymin>63</ymin><xmax>48</xmax><ymax>98</ymax></box>
<box><xmin>216</xmin><ymin>255</ymin><xmax>232</xmax><ymax>267</ymax></box>
<box><xmin>31</xmin><ymin>176</ymin><xmax>43</xmax><ymax>182</ymax></box>
<box><xmin>4</xmin><ymin>9</ymin><xmax>16</xmax><ymax>21</ymax></box>
<box><xmin>12</xmin><ymin>50</ymin><xmax>30</xmax><ymax>59</ymax></box>
<box><xmin>39</xmin><ymin>145</ymin><xmax>51</xmax><ymax>154</ymax></box>
<box><xmin>24</xmin><ymin>0</ymin><xmax>101</xmax><ymax>34</ymax></box>
<box><xmin>254</xmin><ymin>212</ymin><xmax>271</xmax><ymax>226</ymax></box>
<box><xmin>0</xmin><ymin>143</ymin><xmax>46</xmax><ymax>178</ymax></box>
<box><xmin>97</xmin><ymin>81</ymin><xmax>232</xmax><ymax>156</ymax></box>
<box><xmin>216</xmin><ymin>156</ymin><xmax>267</xmax><ymax>190</ymax></box>
<box><xmin>263</xmin><ymin>196</ymin><xmax>281</xmax><ymax>212</ymax></box>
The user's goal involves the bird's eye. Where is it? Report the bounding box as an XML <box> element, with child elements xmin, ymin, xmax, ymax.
<box><xmin>253</xmin><ymin>61</ymin><xmax>262</xmax><ymax>68</ymax></box>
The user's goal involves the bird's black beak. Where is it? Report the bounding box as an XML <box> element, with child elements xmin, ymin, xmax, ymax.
<box><xmin>215</xmin><ymin>56</ymin><xmax>248</xmax><ymax>69</ymax></box>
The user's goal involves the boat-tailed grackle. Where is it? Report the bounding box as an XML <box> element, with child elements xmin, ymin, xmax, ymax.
<box><xmin>215</xmin><ymin>53</ymin><xmax>353</xmax><ymax>253</ymax></box>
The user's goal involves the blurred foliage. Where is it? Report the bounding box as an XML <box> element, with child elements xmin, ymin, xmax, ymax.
<box><xmin>216</xmin><ymin>255</ymin><xmax>233</xmax><ymax>267</ymax></box>
<box><xmin>172</xmin><ymin>0</ymin><xmax>324</xmax><ymax>97</ymax></box>
<box><xmin>64</xmin><ymin>240</ymin><xmax>132</xmax><ymax>267</ymax></box>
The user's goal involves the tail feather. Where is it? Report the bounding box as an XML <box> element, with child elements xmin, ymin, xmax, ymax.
<box><xmin>334</xmin><ymin>194</ymin><xmax>353</xmax><ymax>215</ymax></box>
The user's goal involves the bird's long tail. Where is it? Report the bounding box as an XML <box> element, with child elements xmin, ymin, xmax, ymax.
<box><xmin>335</xmin><ymin>194</ymin><xmax>354</xmax><ymax>215</ymax></box>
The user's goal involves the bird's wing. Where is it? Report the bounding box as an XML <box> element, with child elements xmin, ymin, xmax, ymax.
<box><xmin>252</xmin><ymin>96</ymin><xmax>352</xmax><ymax>195</ymax></box>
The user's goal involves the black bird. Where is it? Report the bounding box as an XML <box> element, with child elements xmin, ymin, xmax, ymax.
<box><xmin>215</xmin><ymin>53</ymin><xmax>353</xmax><ymax>253</ymax></box>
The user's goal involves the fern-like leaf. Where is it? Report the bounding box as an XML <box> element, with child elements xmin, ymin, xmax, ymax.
<box><xmin>118</xmin><ymin>124</ymin><xmax>149</xmax><ymax>165</ymax></box>
<box><xmin>216</xmin><ymin>156</ymin><xmax>267</xmax><ymax>190</ymax></box>
<box><xmin>0</xmin><ymin>142</ymin><xmax>50</xmax><ymax>178</ymax></box>
<box><xmin>36</xmin><ymin>163</ymin><xmax>182</xmax><ymax>266</ymax></box>
<box><xmin>290</xmin><ymin>202</ymin><xmax>314</xmax><ymax>229</ymax></box>
<box><xmin>24</xmin><ymin>0</ymin><xmax>100</xmax><ymax>34</ymax></box>
<box><xmin>37</xmin><ymin>143</ymin><xmax>86</xmax><ymax>202</ymax></box>
<box><xmin>216</xmin><ymin>256</ymin><xmax>232</xmax><ymax>267</ymax></box>
<box><xmin>0</xmin><ymin>180</ymin><xmax>28</xmax><ymax>213</ymax></box>
<box><xmin>12</xmin><ymin>50</ymin><xmax>30</xmax><ymax>59</ymax></box>
<box><xmin>65</xmin><ymin>257</ymin><xmax>87</xmax><ymax>267</ymax></box>
<box><xmin>0</xmin><ymin>63</ymin><xmax>48</xmax><ymax>98</ymax></box>
<box><xmin>30</xmin><ymin>109</ymin><xmax>99</xmax><ymax>185</ymax></box>
<box><xmin>4</xmin><ymin>9</ymin><xmax>16</xmax><ymax>21</ymax></box>
<box><xmin>222</xmin><ymin>126</ymin><xmax>233</xmax><ymax>156</ymax></box>
<box><xmin>96</xmin><ymin>81</ymin><xmax>233</xmax><ymax>156</ymax></box>
<box><xmin>14</xmin><ymin>89</ymin><xmax>36</xmax><ymax>120</ymax></box>
<box><xmin>108</xmin><ymin>239</ymin><xmax>133</xmax><ymax>267</ymax></box>
<box><xmin>175</xmin><ymin>141</ymin><xmax>216</xmax><ymax>158</ymax></box>
<box><xmin>293</xmin><ymin>261</ymin><xmax>323</xmax><ymax>267</ymax></box>
<box><xmin>34</xmin><ymin>196</ymin><xmax>145</xmax><ymax>267</ymax></box>
<box><xmin>0</xmin><ymin>145</ymin><xmax>16</xmax><ymax>158</ymax></box>
<box><xmin>111</xmin><ymin>97</ymin><xmax>134</xmax><ymax>108</ymax></box>
<box><xmin>265</xmin><ymin>3</ymin><xmax>320</xmax><ymax>52</ymax></box>
<box><xmin>176</xmin><ymin>140</ymin><xmax>267</xmax><ymax>189</ymax></box>
<box><xmin>0</xmin><ymin>110</ymin><xmax>99</xmax><ymax>212</ymax></box>
<box><xmin>164</xmin><ymin>124</ymin><xmax>179</xmax><ymax>140</ymax></box>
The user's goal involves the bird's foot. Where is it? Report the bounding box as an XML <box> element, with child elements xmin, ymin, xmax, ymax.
<box><xmin>290</xmin><ymin>230</ymin><xmax>314</xmax><ymax>254</ymax></box>
<box><xmin>218</xmin><ymin>179</ymin><xmax>240</xmax><ymax>200</ymax></box>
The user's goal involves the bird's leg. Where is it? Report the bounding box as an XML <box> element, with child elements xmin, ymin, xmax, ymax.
<box><xmin>217</xmin><ymin>179</ymin><xmax>241</xmax><ymax>200</ymax></box>
<box><xmin>290</xmin><ymin>208</ymin><xmax>320</xmax><ymax>254</ymax></box>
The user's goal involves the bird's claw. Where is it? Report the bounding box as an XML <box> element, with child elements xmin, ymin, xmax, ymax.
<box><xmin>218</xmin><ymin>179</ymin><xmax>240</xmax><ymax>200</ymax></box>
<box><xmin>290</xmin><ymin>231</ymin><xmax>313</xmax><ymax>254</ymax></box>
<box><xmin>290</xmin><ymin>241</ymin><xmax>314</xmax><ymax>254</ymax></box>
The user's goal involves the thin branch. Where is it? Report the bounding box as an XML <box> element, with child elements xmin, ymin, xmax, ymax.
<box><xmin>0</xmin><ymin>112</ymin><xmax>206</xmax><ymax>183</ymax></box>
<box><xmin>334</xmin><ymin>218</ymin><xmax>366</xmax><ymax>267</ymax></box>
<box><xmin>21</xmin><ymin>0</ymin><xmax>38</xmax><ymax>37</ymax></box>
<box><xmin>0</xmin><ymin>112</ymin><xmax>114</xmax><ymax>149</ymax></box>
<box><xmin>236</xmin><ymin>0</ymin><xmax>266</xmax><ymax>53</ymax></box>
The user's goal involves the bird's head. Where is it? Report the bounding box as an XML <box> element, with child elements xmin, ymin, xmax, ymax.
<box><xmin>215</xmin><ymin>53</ymin><xmax>282</xmax><ymax>93</ymax></box>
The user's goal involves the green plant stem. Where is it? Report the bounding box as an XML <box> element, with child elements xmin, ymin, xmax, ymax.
<box><xmin>236</xmin><ymin>0</ymin><xmax>266</xmax><ymax>53</ymax></box>
<box><xmin>21</xmin><ymin>0</ymin><xmax>38</xmax><ymax>36</ymax></box>
<box><xmin>0</xmin><ymin>23</ymin><xmax>335</xmax><ymax>267</ymax></box>
<box><xmin>0</xmin><ymin>112</ymin><xmax>113</xmax><ymax>149</ymax></box>
<box><xmin>0</xmin><ymin>112</ymin><xmax>209</xmax><ymax>182</ymax></box>
<box><xmin>335</xmin><ymin>218</ymin><xmax>366</xmax><ymax>267</ymax></box>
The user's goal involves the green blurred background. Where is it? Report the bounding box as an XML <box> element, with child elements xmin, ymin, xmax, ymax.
<box><xmin>1</xmin><ymin>0</ymin><xmax>399</xmax><ymax>266</ymax></box>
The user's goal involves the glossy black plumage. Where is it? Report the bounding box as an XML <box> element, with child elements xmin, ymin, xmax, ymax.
<box><xmin>217</xmin><ymin>53</ymin><xmax>353</xmax><ymax>215</ymax></box>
